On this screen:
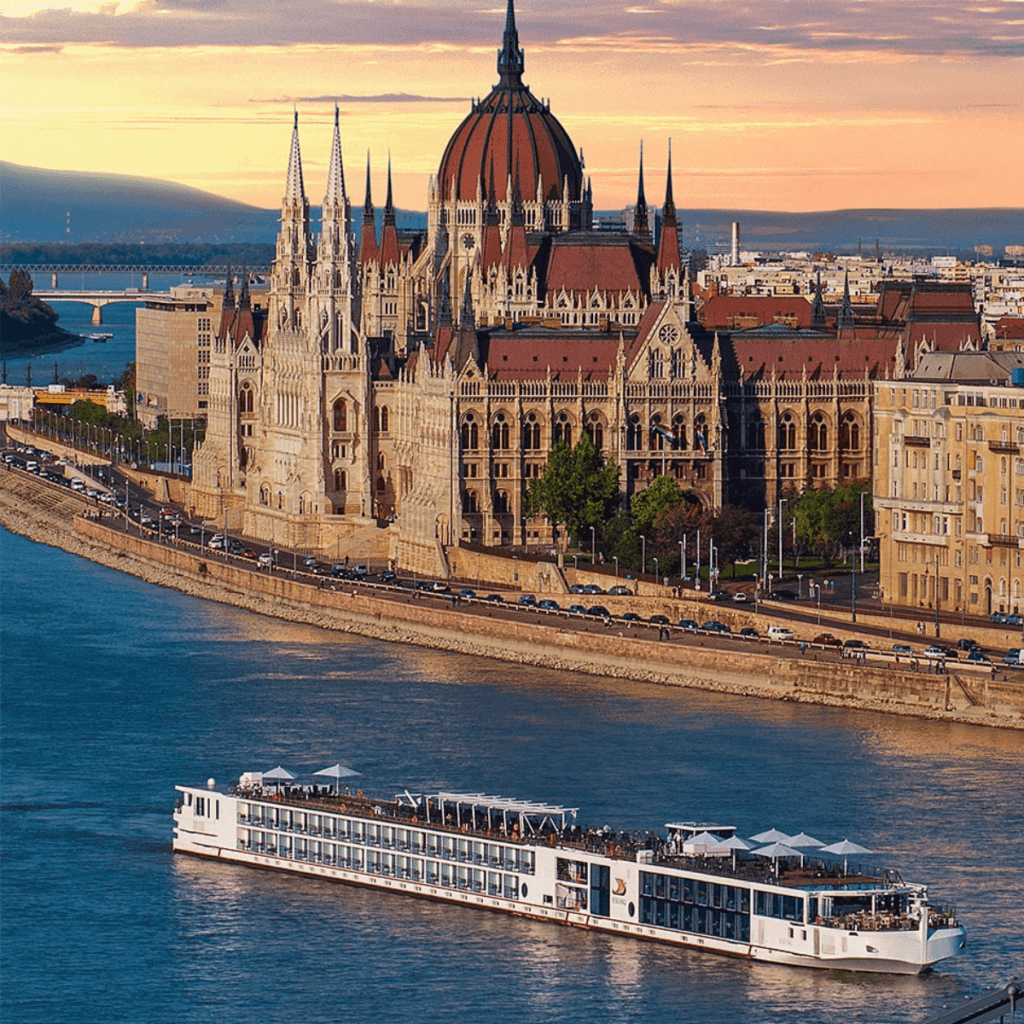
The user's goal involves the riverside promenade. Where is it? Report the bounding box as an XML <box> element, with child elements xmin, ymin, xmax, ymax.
<box><xmin>2</xmin><ymin>466</ymin><xmax>1022</xmax><ymax>731</ymax></box>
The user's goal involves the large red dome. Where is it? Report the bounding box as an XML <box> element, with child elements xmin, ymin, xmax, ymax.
<box><xmin>437</xmin><ymin>2</ymin><xmax>582</xmax><ymax>204</ymax></box>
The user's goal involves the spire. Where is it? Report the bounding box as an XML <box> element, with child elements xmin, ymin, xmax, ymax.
<box><xmin>285</xmin><ymin>109</ymin><xmax>306</xmax><ymax>202</ymax></box>
<box><xmin>324</xmin><ymin>104</ymin><xmax>346</xmax><ymax>204</ymax></box>
<box><xmin>222</xmin><ymin>265</ymin><xmax>235</xmax><ymax>310</ymax></box>
<box><xmin>497</xmin><ymin>0</ymin><xmax>524</xmax><ymax>87</ymax></box>
<box><xmin>438</xmin><ymin>271</ymin><xmax>453</xmax><ymax>328</ymax></box>
<box><xmin>656</xmin><ymin>142</ymin><xmax>680</xmax><ymax>276</ymax></box>
<box><xmin>460</xmin><ymin>267</ymin><xmax>475</xmax><ymax>330</ymax></box>
<box><xmin>383</xmin><ymin>154</ymin><xmax>396</xmax><ymax>226</ymax></box>
<box><xmin>838</xmin><ymin>271</ymin><xmax>854</xmax><ymax>330</ymax></box>
<box><xmin>811</xmin><ymin>270</ymin><xmax>827</xmax><ymax>329</ymax></box>
<box><xmin>237</xmin><ymin>268</ymin><xmax>251</xmax><ymax>312</ymax></box>
<box><xmin>359</xmin><ymin>151</ymin><xmax>378</xmax><ymax>265</ymax></box>
<box><xmin>633</xmin><ymin>142</ymin><xmax>649</xmax><ymax>237</ymax></box>
<box><xmin>379</xmin><ymin>154</ymin><xmax>400</xmax><ymax>265</ymax></box>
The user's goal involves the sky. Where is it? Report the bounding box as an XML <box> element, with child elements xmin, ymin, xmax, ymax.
<box><xmin>2</xmin><ymin>0</ymin><xmax>1023</xmax><ymax>214</ymax></box>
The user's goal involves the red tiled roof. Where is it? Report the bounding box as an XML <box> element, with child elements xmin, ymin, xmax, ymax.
<box><xmin>544</xmin><ymin>238</ymin><xmax>652</xmax><ymax>298</ymax></box>
<box><xmin>484</xmin><ymin>334</ymin><xmax>621</xmax><ymax>381</ymax></box>
<box><xmin>699</xmin><ymin>295</ymin><xmax>813</xmax><ymax>329</ymax></box>
<box><xmin>731</xmin><ymin>336</ymin><xmax>899</xmax><ymax>380</ymax></box>
<box><xmin>907</xmin><ymin>323</ymin><xmax>982</xmax><ymax>349</ymax></box>
<box><xmin>994</xmin><ymin>317</ymin><xmax>1024</xmax><ymax>340</ymax></box>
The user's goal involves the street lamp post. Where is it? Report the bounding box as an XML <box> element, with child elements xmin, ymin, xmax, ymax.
<box><xmin>851</xmin><ymin>531</ymin><xmax>857</xmax><ymax>624</ymax></box>
<box><xmin>797</xmin><ymin>573</ymin><xmax>803</xmax><ymax>600</ymax></box>
<box><xmin>653</xmin><ymin>557</ymin><xmax>659</xmax><ymax>586</ymax></box>
<box><xmin>613</xmin><ymin>556</ymin><xmax>619</xmax><ymax>581</ymax></box>
<box><xmin>860</xmin><ymin>491</ymin><xmax>867</xmax><ymax>575</ymax></box>
<box><xmin>680</xmin><ymin>537</ymin><xmax>686</xmax><ymax>582</ymax></box>
<box><xmin>640</xmin><ymin>534</ymin><xmax>646</xmax><ymax>576</ymax></box>
<box><xmin>778</xmin><ymin>497</ymin><xmax>786</xmax><ymax>579</ymax></box>
<box><xmin>590</xmin><ymin>525</ymin><xmax>596</xmax><ymax>565</ymax></box>
<box><xmin>695</xmin><ymin>529</ymin><xmax>701</xmax><ymax>590</ymax></box>
<box><xmin>934</xmin><ymin>553</ymin><xmax>941</xmax><ymax>637</ymax></box>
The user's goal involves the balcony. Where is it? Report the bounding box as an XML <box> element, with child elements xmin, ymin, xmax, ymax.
<box><xmin>988</xmin><ymin>439</ymin><xmax>1021</xmax><ymax>453</ymax></box>
<box><xmin>986</xmin><ymin>534</ymin><xmax>1022</xmax><ymax>548</ymax></box>
<box><xmin>903</xmin><ymin>435</ymin><xmax>931</xmax><ymax>448</ymax></box>
<box><xmin>951</xmin><ymin>469</ymin><xmax>961</xmax><ymax>481</ymax></box>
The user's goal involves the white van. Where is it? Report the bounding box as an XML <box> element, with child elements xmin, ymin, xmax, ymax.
<box><xmin>70</xmin><ymin>478</ymin><xmax>86</xmax><ymax>492</ymax></box>
<box><xmin>767</xmin><ymin>625</ymin><xmax>794</xmax><ymax>641</ymax></box>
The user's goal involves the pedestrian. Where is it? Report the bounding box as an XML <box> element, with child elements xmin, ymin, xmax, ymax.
<box><xmin>800</xmin><ymin>640</ymin><xmax>807</xmax><ymax>655</ymax></box>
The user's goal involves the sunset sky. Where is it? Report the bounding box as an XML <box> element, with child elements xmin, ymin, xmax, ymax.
<box><xmin>2</xmin><ymin>0</ymin><xmax>1022</xmax><ymax>214</ymax></box>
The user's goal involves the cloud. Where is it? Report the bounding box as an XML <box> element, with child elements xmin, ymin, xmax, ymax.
<box><xmin>5</xmin><ymin>43</ymin><xmax>63</xmax><ymax>53</ymax></box>
<box><xmin>1</xmin><ymin>0</ymin><xmax>1022</xmax><ymax>59</ymax></box>
<box><xmin>283</xmin><ymin>93</ymin><xmax>470</xmax><ymax>104</ymax></box>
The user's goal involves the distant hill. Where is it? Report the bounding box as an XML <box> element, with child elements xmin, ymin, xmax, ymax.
<box><xmin>2</xmin><ymin>161</ymin><xmax>1021</xmax><ymax>255</ymax></box>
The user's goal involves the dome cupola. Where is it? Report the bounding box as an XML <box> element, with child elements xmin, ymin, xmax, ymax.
<box><xmin>437</xmin><ymin>0</ymin><xmax>583</xmax><ymax>204</ymax></box>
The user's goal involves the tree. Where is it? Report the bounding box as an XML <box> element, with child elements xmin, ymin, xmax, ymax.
<box><xmin>630</xmin><ymin>475</ymin><xmax>687</xmax><ymax>535</ymax></box>
<box><xmin>525</xmin><ymin>433</ymin><xmax>620</xmax><ymax>547</ymax></box>
<box><xmin>792</xmin><ymin>484</ymin><xmax>872</xmax><ymax>564</ymax></box>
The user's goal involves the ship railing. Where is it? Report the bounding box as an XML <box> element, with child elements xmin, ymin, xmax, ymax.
<box><xmin>819</xmin><ymin>912</ymin><xmax>919</xmax><ymax>932</ymax></box>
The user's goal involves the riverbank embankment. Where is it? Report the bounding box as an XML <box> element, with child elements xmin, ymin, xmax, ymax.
<box><xmin>2</xmin><ymin>468</ymin><xmax>1022</xmax><ymax>730</ymax></box>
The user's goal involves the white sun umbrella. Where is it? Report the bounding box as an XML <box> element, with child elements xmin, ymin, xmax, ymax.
<box><xmin>263</xmin><ymin>765</ymin><xmax>298</xmax><ymax>790</ymax></box>
<box><xmin>820</xmin><ymin>838</ymin><xmax>873</xmax><ymax>874</ymax></box>
<box><xmin>685</xmin><ymin>831</ymin><xmax>724</xmax><ymax>858</ymax></box>
<box><xmin>753</xmin><ymin>841</ymin><xmax>801</xmax><ymax>875</ymax></box>
<box><xmin>717</xmin><ymin>833</ymin><xmax>753</xmax><ymax>870</ymax></box>
<box><xmin>787</xmin><ymin>832</ymin><xmax>824</xmax><ymax>848</ymax></box>
<box><xmin>750</xmin><ymin>827</ymin><xmax>793</xmax><ymax>844</ymax></box>
<box><xmin>313</xmin><ymin>763</ymin><xmax>361</xmax><ymax>794</ymax></box>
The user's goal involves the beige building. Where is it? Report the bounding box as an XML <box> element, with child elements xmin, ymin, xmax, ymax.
<box><xmin>135</xmin><ymin>286</ymin><xmax>224</xmax><ymax>427</ymax></box>
<box><xmin>873</xmin><ymin>351</ymin><xmax>1024</xmax><ymax>618</ymax></box>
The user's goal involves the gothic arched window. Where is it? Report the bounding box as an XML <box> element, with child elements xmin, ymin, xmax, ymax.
<box><xmin>840</xmin><ymin>412</ymin><xmax>860</xmax><ymax>451</ymax></box>
<box><xmin>461</xmin><ymin>414</ymin><xmax>479</xmax><ymax>451</ymax></box>
<box><xmin>809</xmin><ymin>413</ymin><xmax>828</xmax><ymax>452</ymax></box>
<box><xmin>333</xmin><ymin>398</ymin><xmax>347</xmax><ymax>432</ymax></box>
<box><xmin>523</xmin><ymin>413</ymin><xmax>541</xmax><ymax>450</ymax></box>
<box><xmin>491</xmin><ymin>413</ymin><xmax>510</xmax><ymax>450</ymax></box>
<box><xmin>585</xmin><ymin>412</ymin><xmax>604</xmax><ymax>450</ymax></box>
<box><xmin>778</xmin><ymin>414</ymin><xmax>796</xmax><ymax>451</ymax></box>
<box><xmin>673</xmin><ymin>414</ymin><xmax>687</xmax><ymax>449</ymax></box>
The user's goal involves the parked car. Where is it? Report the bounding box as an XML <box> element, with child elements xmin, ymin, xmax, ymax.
<box><xmin>676</xmin><ymin>619</ymin><xmax>699</xmax><ymax>631</ymax></box>
<box><xmin>352</xmin><ymin>564</ymin><xmax>369</xmax><ymax>577</ymax></box>
<box><xmin>812</xmin><ymin>633</ymin><xmax>842</xmax><ymax>648</ymax></box>
<box><xmin>1001</xmin><ymin>649</ymin><xmax>1022</xmax><ymax>666</ymax></box>
<box><xmin>767</xmin><ymin>625</ymin><xmax>794</xmax><ymax>641</ymax></box>
<box><xmin>707</xmin><ymin>589</ymin><xmax>732</xmax><ymax>602</ymax></box>
<box><xmin>582</xmin><ymin>584</ymin><xmax>604</xmax><ymax>595</ymax></box>
<box><xmin>458</xmin><ymin>588</ymin><xmax>477</xmax><ymax>599</ymax></box>
<box><xmin>1006</xmin><ymin>614</ymin><xmax>1024</xmax><ymax>627</ymax></box>
<box><xmin>923</xmin><ymin>644</ymin><xmax>951</xmax><ymax>658</ymax></box>
<box><xmin>990</xmin><ymin>611</ymin><xmax>1007</xmax><ymax>624</ymax></box>
<box><xmin>966</xmin><ymin>650</ymin><xmax>991</xmax><ymax>663</ymax></box>
<box><xmin>732</xmin><ymin>591</ymin><xmax>748</xmax><ymax>603</ymax></box>
<box><xmin>649</xmin><ymin>614</ymin><xmax>670</xmax><ymax>625</ymax></box>
<box><xmin>302</xmin><ymin>556</ymin><xmax>319</xmax><ymax>568</ymax></box>
<box><xmin>891</xmin><ymin>643</ymin><xmax>914</xmax><ymax>655</ymax></box>
<box><xmin>622</xmin><ymin>612</ymin><xmax>642</xmax><ymax>622</ymax></box>
<box><xmin>608</xmin><ymin>585</ymin><xmax>632</xmax><ymax>596</ymax></box>
<box><xmin>537</xmin><ymin>599</ymin><xmax>560</xmax><ymax>611</ymax></box>
<box><xmin>482</xmin><ymin>594</ymin><xmax>503</xmax><ymax>603</ymax></box>
<box><xmin>568</xmin><ymin>604</ymin><xmax>588</xmax><ymax>616</ymax></box>
<box><xmin>379</xmin><ymin>569</ymin><xmax>397</xmax><ymax>584</ymax></box>
<box><xmin>955</xmin><ymin>638</ymin><xmax>981</xmax><ymax>652</ymax></box>
<box><xmin>843</xmin><ymin>639</ymin><xmax>869</xmax><ymax>651</ymax></box>
<box><xmin>517</xmin><ymin>594</ymin><xmax>537</xmax><ymax>607</ymax></box>
<box><xmin>587</xmin><ymin>605</ymin><xmax>611</xmax><ymax>618</ymax></box>
<box><xmin>768</xmin><ymin>589</ymin><xmax>798</xmax><ymax>601</ymax></box>
<box><xmin>427</xmin><ymin>581</ymin><xmax>448</xmax><ymax>592</ymax></box>
<box><xmin>568</xmin><ymin>584</ymin><xmax>586</xmax><ymax>594</ymax></box>
<box><xmin>701</xmin><ymin>621</ymin><xmax>731</xmax><ymax>634</ymax></box>
<box><xmin>738</xmin><ymin>627</ymin><xmax>759</xmax><ymax>639</ymax></box>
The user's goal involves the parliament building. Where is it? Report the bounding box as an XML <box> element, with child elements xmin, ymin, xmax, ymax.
<box><xmin>190</xmin><ymin>1</ymin><xmax>980</xmax><ymax>573</ymax></box>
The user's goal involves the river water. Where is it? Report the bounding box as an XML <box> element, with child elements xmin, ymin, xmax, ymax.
<box><xmin>1</xmin><ymin>526</ymin><xmax>1022</xmax><ymax>1024</ymax></box>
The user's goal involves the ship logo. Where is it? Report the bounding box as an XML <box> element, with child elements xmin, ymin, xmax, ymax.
<box><xmin>613</xmin><ymin>878</ymin><xmax>627</xmax><ymax>896</ymax></box>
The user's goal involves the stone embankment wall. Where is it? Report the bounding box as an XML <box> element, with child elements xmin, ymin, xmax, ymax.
<box><xmin>3</xmin><ymin>467</ymin><xmax>1022</xmax><ymax>730</ymax></box>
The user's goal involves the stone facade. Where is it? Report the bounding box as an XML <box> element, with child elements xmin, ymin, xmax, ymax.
<box><xmin>873</xmin><ymin>350</ymin><xmax>1024</xmax><ymax>617</ymax></box>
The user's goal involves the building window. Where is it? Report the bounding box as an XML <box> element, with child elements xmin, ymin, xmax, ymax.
<box><xmin>809</xmin><ymin>413</ymin><xmax>828</xmax><ymax>452</ymax></box>
<box><xmin>333</xmin><ymin>398</ymin><xmax>347</xmax><ymax>432</ymax></box>
<box><xmin>491</xmin><ymin>413</ymin><xmax>510</xmax><ymax>450</ymax></box>
<box><xmin>778</xmin><ymin>414</ymin><xmax>796</xmax><ymax>451</ymax></box>
<box><xmin>523</xmin><ymin>414</ymin><xmax>541</xmax><ymax>450</ymax></box>
<box><xmin>586</xmin><ymin>413</ymin><xmax>604</xmax><ymax>450</ymax></box>
<box><xmin>553</xmin><ymin>413</ymin><xmax>572</xmax><ymax>447</ymax></box>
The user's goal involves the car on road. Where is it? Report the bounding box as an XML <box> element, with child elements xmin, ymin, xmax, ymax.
<box><xmin>706</xmin><ymin>589</ymin><xmax>732</xmax><ymax>602</ymax></box>
<box><xmin>891</xmin><ymin>643</ymin><xmax>914</xmax><ymax>655</ymax></box>
<box><xmin>955</xmin><ymin>638</ymin><xmax>981</xmax><ymax>652</ymax></box>
<box><xmin>608</xmin><ymin>586</ymin><xmax>632</xmax><ymax>596</ymax></box>
<box><xmin>482</xmin><ymin>594</ymin><xmax>503</xmax><ymax>603</ymax></box>
<box><xmin>568</xmin><ymin>584</ymin><xmax>586</xmax><ymax>594</ymax></box>
<box><xmin>379</xmin><ymin>569</ymin><xmax>397</xmax><ymax>584</ymax></box>
<box><xmin>677</xmin><ymin>619</ymin><xmax>699</xmax><ymax>631</ymax></box>
<box><xmin>701</xmin><ymin>620</ymin><xmax>731</xmax><ymax>634</ymax></box>
<box><xmin>587</xmin><ymin>605</ymin><xmax>611</xmax><ymax>618</ymax></box>
<box><xmin>923</xmin><ymin>644</ymin><xmax>951</xmax><ymax>658</ymax></box>
<box><xmin>427</xmin><ymin>581</ymin><xmax>448</xmax><ymax>592</ymax></box>
<box><xmin>538</xmin><ymin>599</ymin><xmax>560</xmax><ymax>611</ymax></box>
<box><xmin>649</xmin><ymin>614</ymin><xmax>670</xmax><ymax>625</ymax></box>
<box><xmin>732</xmin><ymin>591</ymin><xmax>748</xmax><ymax>602</ymax></box>
<box><xmin>257</xmin><ymin>553</ymin><xmax>274</xmax><ymax>568</ymax></box>
<box><xmin>568</xmin><ymin>604</ymin><xmax>587</xmax><ymax>616</ymax></box>
<box><xmin>582</xmin><ymin>584</ymin><xmax>604</xmax><ymax>595</ymax></box>
<box><xmin>517</xmin><ymin>594</ymin><xmax>537</xmax><ymax>607</ymax></box>
<box><xmin>966</xmin><ymin>650</ymin><xmax>991</xmax><ymax>663</ymax></box>
<box><xmin>812</xmin><ymin>633</ymin><xmax>842</xmax><ymax>648</ymax></box>
<box><xmin>208</xmin><ymin>533</ymin><xmax>225</xmax><ymax>549</ymax></box>
<box><xmin>622</xmin><ymin>612</ymin><xmax>642</xmax><ymax>622</ymax></box>
<box><xmin>739</xmin><ymin>627</ymin><xmax>759</xmax><ymax>639</ymax></box>
<box><xmin>1006</xmin><ymin>614</ymin><xmax>1024</xmax><ymax>626</ymax></box>
<box><xmin>768</xmin><ymin>625</ymin><xmax>795</xmax><ymax>641</ymax></box>
<box><xmin>302</xmin><ymin>556</ymin><xmax>319</xmax><ymax>568</ymax></box>
<box><xmin>458</xmin><ymin>588</ymin><xmax>477</xmax><ymax>599</ymax></box>
<box><xmin>990</xmin><ymin>612</ymin><xmax>1007</xmax><ymax>624</ymax></box>
<box><xmin>768</xmin><ymin>589</ymin><xmax>798</xmax><ymax>601</ymax></box>
<box><xmin>843</xmin><ymin>639</ymin><xmax>869</xmax><ymax>652</ymax></box>
<box><xmin>352</xmin><ymin>564</ymin><xmax>369</xmax><ymax>577</ymax></box>
<box><xmin>1001</xmin><ymin>649</ymin><xmax>1022</xmax><ymax>666</ymax></box>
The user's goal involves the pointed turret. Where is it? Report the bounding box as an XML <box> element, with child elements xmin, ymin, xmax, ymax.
<box><xmin>449</xmin><ymin>268</ymin><xmax>480</xmax><ymax>371</ymax></box>
<box><xmin>481</xmin><ymin>158</ymin><xmax>503</xmax><ymax>270</ymax></box>
<box><xmin>838</xmin><ymin>271</ymin><xmax>854</xmax><ymax>330</ymax></box>
<box><xmin>222</xmin><ymin>266</ymin><xmax>235</xmax><ymax>310</ymax></box>
<box><xmin>378</xmin><ymin>155</ymin><xmax>401</xmax><ymax>266</ymax></box>
<box><xmin>324</xmin><ymin>104</ymin><xmax>347</xmax><ymax>206</ymax></box>
<box><xmin>237</xmin><ymin>268</ymin><xmax>251</xmax><ymax>312</ymax></box>
<box><xmin>504</xmin><ymin>160</ymin><xmax>529</xmax><ymax>272</ymax></box>
<box><xmin>459</xmin><ymin>266</ymin><xmax>475</xmax><ymax>330</ymax></box>
<box><xmin>285</xmin><ymin>109</ymin><xmax>306</xmax><ymax>203</ymax></box>
<box><xmin>633</xmin><ymin>142</ymin><xmax>650</xmax><ymax>238</ymax></box>
<box><xmin>497</xmin><ymin>0</ymin><xmax>524</xmax><ymax>87</ymax></box>
<box><xmin>359</xmin><ymin>152</ymin><xmax>378</xmax><ymax>266</ymax></box>
<box><xmin>811</xmin><ymin>270</ymin><xmax>827</xmax><ymax>329</ymax></box>
<box><xmin>656</xmin><ymin>141</ymin><xmax>681</xmax><ymax>275</ymax></box>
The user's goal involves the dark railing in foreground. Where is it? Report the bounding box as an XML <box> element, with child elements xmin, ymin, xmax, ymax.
<box><xmin>922</xmin><ymin>977</ymin><xmax>1020</xmax><ymax>1024</ymax></box>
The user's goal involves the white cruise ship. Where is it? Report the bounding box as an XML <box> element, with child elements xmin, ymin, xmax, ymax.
<box><xmin>173</xmin><ymin>773</ymin><xmax>966</xmax><ymax>974</ymax></box>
